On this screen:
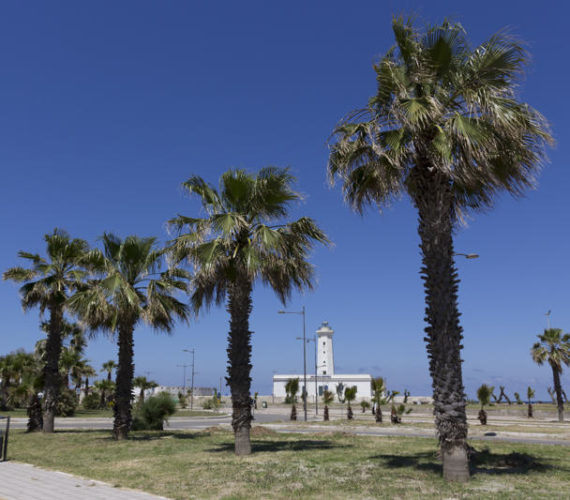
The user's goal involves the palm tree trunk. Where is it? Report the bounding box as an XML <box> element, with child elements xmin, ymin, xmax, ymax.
<box><xmin>27</xmin><ymin>394</ymin><xmax>43</xmax><ymax>432</ymax></box>
<box><xmin>324</xmin><ymin>405</ymin><xmax>329</xmax><ymax>421</ymax></box>
<box><xmin>113</xmin><ymin>320</ymin><xmax>135</xmax><ymax>440</ymax></box>
<box><xmin>551</xmin><ymin>363</ymin><xmax>565</xmax><ymax>422</ymax></box>
<box><xmin>227</xmin><ymin>278</ymin><xmax>253</xmax><ymax>456</ymax></box>
<box><xmin>42</xmin><ymin>303</ymin><xmax>64</xmax><ymax>433</ymax></box>
<box><xmin>412</xmin><ymin>165</ymin><xmax>469</xmax><ymax>482</ymax></box>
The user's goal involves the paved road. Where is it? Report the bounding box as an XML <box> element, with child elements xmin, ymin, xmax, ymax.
<box><xmin>7</xmin><ymin>409</ymin><xmax>569</xmax><ymax>446</ymax></box>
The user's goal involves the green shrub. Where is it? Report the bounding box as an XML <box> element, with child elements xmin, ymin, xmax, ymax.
<box><xmin>55</xmin><ymin>388</ymin><xmax>78</xmax><ymax>417</ymax></box>
<box><xmin>202</xmin><ymin>396</ymin><xmax>221</xmax><ymax>410</ymax></box>
<box><xmin>132</xmin><ymin>392</ymin><xmax>176</xmax><ymax>431</ymax></box>
<box><xmin>82</xmin><ymin>392</ymin><xmax>101</xmax><ymax>410</ymax></box>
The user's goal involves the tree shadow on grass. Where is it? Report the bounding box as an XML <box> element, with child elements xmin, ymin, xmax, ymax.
<box><xmin>470</xmin><ymin>448</ymin><xmax>568</xmax><ymax>476</ymax></box>
<box><xmin>207</xmin><ymin>439</ymin><xmax>351</xmax><ymax>454</ymax></box>
<box><xmin>369</xmin><ymin>448</ymin><xmax>568</xmax><ymax>477</ymax></box>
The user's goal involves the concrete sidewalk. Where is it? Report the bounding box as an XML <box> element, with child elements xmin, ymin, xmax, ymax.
<box><xmin>0</xmin><ymin>462</ymin><xmax>170</xmax><ymax>500</ymax></box>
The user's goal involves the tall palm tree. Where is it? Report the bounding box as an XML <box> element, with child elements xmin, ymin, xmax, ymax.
<box><xmin>3</xmin><ymin>229</ymin><xmax>89</xmax><ymax>432</ymax></box>
<box><xmin>328</xmin><ymin>18</ymin><xmax>551</xmax><ymax>481</ymax></box>
<box><xmin>531</xmin><ymin>328</ymin><xmax>570</xmax><ymax>422</ymax></box>
<box><xmin>68</xmin><ymin>234</ymin><xmax>190</xmax><ymax>440</ymax></box>
<box><xmin>168</xmin><ymin>168</ymin><xmax>328</xmax><ymax>455</ymax></box>
<box><xmin>102</xmin><ymin>360</ymin><xmax>117</xmax><ymax>383</ymax></box>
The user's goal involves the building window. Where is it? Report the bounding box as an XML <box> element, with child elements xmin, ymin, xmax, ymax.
<box><xmin>323</xmin><ymin>341</ymin><xmax>325</xmax><ymax>346</ymax></box>
<box><xmin>318</xmin><ymin>385</ymin><xmax>324</xmax><ymax>396</ymax></box>
<box><xmin>323</xmin><ymin>370</ymin><xmax>326</xmax><ymax>375</ymax></box>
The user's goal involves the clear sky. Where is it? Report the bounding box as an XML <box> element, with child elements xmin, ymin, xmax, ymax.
<box><xmin>1</xmin><ymin>1</ymin><xmax>568</xmax><ymax>400</ymax></box>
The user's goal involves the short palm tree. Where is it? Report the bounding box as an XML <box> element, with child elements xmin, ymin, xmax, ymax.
<box><xmin>322</xmin><ymin>389</ymin><xmax>334</xmax><ymax>421</ymax></box>
<box><xmin>531</xmin><ymin>328</ymin><xmax>570</xmax><ymax>422</ymax></box>
<box><xmin>68</xmin><ymin>233</ymin><xmax>190</xmax><ymax>440</ymax></box>
<box><xmin>94</xmin><ymin>379</ymin><xmax>115</xmax><ymax>408</ymax></box>
<box><xmin>328</xmin><ymin>18</ymin><xmax>551</xmax><ymax>481</ymax></box>
<box><xmin>371</xmin><ymin>377</ymin><xmax>387</xmax><ymax>423</ymax></box>
<box><xmin>3</xmin><ymin>229</ymin><xmax>89</xmax><ymax>432</ymax></box>
<box><xmin>527</xmin><ymin>386</ymin><xmax>535</xmax><ymax>418</ymax></box>
<box><xmin>285</xmin><ymin>378</ymin><xmax>299</xmax><ymax>421</ymax></box>
<box><xmin>344</xmin><ymin>386</ymin><xmax>357</xmax><ymax>420</ymax></box>
<box><xmin>133</xmin><ymin>376</ymin><xmax>158</xmax><ymax>405</ymax></box>
<box><xmin>168</xmin><ymin>168</ymin><xmax>328</xmax><ymax>455</ymax></box>
<box><xmin>476</xmin><ymin>384</ymin><xmax>493</xmax><ymax>425</ymax></box>
<box><xmin>102</xmin><ymin>360</ymin><xmax>117</xmax><ymax>383</ymax></box>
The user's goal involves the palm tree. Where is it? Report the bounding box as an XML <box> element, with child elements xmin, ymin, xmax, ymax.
<box><xmin>133</xmin><ymin>376</ymin><xmax>158</xmax><ymax>405</ymax></box>
<box><xmin>476</xmin><ymin>384</ymin><xmax>493</xmax><ymax>425</ymax></box>
<box><xmin>527</xmin><ymin>386</ymin><xmax>535</xmax><ymax>418</ymax></box>
<box><xmin>322</xmin><ymin>389</ymin><xmax>334</xmax><ymax>421</ymax></box>
<box><xmin>68</xmin><ymin>233</ymin><xmax>190</xmax><ymax>440</ymax></box>
<box><xmin>3</xmin><ymin>229</ymin><xmax>89</xmax><ymax>432</ymax></box>
<box><xmin>531</xmin><ymin>328</ymin><xmax>570</xmax><ymax>422</ymax></box>
<box><xmin>82</xmin><ymin>363</ymin><xmax>97</xmax><ymax>398</ymax></box>
<box><xmin>371</xmin><ymin>377</ymin><xmax>387</xmax><ymax>423</ymax></box>
<box><xmin>102</xmin><ymin>360</ymin><xmax>117</xmax><ymax>383</ymax></box>
<box><xmin>344</xmin><ymin>386</ymin><xmax>357</xmax><ymax>420</ymax></box>
<box><xmin>168</xmin><ymin>168</ymin><xmax>328</xmax><ymax>456</ymax></box>
<box><xmin>94</xmin><ymin>379</ymin><xmax>115</xmax><ymax>408</ymax></box>
<box><xmin>285</xmin><ymin>378</ymin><xmax>299</xmax><ymax>421</ymax></box>
<box><xmin>327</xmin><ymin>18</ymin><xmax>551</xmax><ymax>481</ymax></box>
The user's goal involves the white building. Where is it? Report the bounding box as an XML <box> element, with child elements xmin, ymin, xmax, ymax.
<box><xmin>273</xmin><ymin>321</ymin><xmax>372</xmax><ymax>402</ymax></box>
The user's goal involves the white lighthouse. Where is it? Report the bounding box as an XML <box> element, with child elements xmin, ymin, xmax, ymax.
<box><xmin>316</xmin><ymin>321</ymin><xmax>334</xmax><ymax>376</ymax></box>
<box><xmin>272</xmin><ymin>321</ymin><xmax>372</xmax><ymax>402</ymax></box>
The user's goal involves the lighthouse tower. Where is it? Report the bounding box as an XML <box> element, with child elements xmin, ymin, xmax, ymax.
<box><xmin>316</xmin><ymin>321</ymin><xmax>334</xmax><ymax>376</ymax></box>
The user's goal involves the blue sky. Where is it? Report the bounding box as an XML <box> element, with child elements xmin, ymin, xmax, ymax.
<box><xmin>1</xmin><ymin>1</ymin><xmax>568</xmax><ymax>400</ymax></box>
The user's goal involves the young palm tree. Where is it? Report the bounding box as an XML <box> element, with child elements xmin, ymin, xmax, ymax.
<box><xmin>371</xmin><ymin>377</ymin><xmax>387</xmax><ymax>423</ymax></box>
<box><xmin>68</xmin><ymin>234</ymin><xmax>190</xmax><ymax>440</ymax></box>
<box><xmin>328</xmin><ymin>18</ymin><xmax>551</xmax><ymax>481</ymax></box>
<box><xmin>476</xmin><ymin>384</ymin><xmax>493</xmax><ymax>425</ymax></box>
<box><xmin>3</xmin><ymin>229</ymin><xmax>89</xmax><ymax>432</ymax></box>
<box><xmin>285</xmin><ymin>378</ymin><xmax>299</xmax><ymax>421</ymax></box>
<box><xmin>168</xmin><ymin>168</ymin><xmax>328</xmax><ymax>455</ymax></box>
<box><xmin>344</xmin><ymin>386</ymin><xmax>357</xmax><ymax>420</ymax></box>
<box><xmin>527</xmin><ymin>386</ymin><xmax>535</xmax><ymax>418</ymax></box>
<box><xmin>531</xmin><ymin>328</ymin><xmax>570</xmax><ymax>422</ymax></box>
<box><xmin>94</xmin><ymin>379</ymin><xmax>115</xmax><ymax>408</ymax></box>
<box><xmin>322</xmin><ymin>389</ymin><xmax>334</xmax><ymax>421</ymax></box>
<box><xmin>133</xmin><ymin>376</ymin><xmax>158</xmax><ymax>405</ymax></box>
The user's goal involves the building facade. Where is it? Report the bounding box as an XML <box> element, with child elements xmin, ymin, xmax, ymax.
<box><xmin>272</xmin><ymin>321</ymin><xmax>372</xmax><ymax>401</ymax></box>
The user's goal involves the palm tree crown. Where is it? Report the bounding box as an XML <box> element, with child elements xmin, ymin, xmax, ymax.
<box><xmin>329</xmin><ymin>18</ymin><xmax>552</xmax><ymax>218</ymax></box>
<box><xmin>169</xmin><ymin>168</ymin><xmax>328</xmax><ymax>311</ymax></box>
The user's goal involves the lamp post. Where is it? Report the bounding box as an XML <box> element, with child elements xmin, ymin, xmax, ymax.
<box><xmin>183</xmin><ymin>349</ymin><xmax>195</xmax><ymax>409</ymax></box>
<box><xmin>454</xmin><ymin>253</ymin><xmax>479</xmax><ymax>259</ymax></box>
<box><xmin>176</xmin><ymin>364</ymin><xmax>189</xmax><ymax>392</ymax></box>
<box><xmin>278</xmin><ymin>306</ymin><xmax>307</xmax><ymax>421</ymax></box>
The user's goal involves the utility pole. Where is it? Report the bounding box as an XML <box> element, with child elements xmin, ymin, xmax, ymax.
<box><xmin>546</xmin><ymin>310</ymin><xmax>551</xmax><ymax>329</ymax></box>
<box><xmin>306</xmin><ymin>336</ymin><xmax>318</xmax><ymax>415</ymax></box>
<box><xmin>279</xmin><ymin>306</ymin><xmax>307</xmax><ymax>421</ymax></box>
<box><xmin>183</xmin><ymin>349</ymin><xmax>195</xmax><ymax>409</ymax></box>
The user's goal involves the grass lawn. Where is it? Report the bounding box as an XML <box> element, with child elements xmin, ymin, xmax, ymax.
<box><xmin>8</xmin><ymin>427</ymin><xmax>570</xmax><ymax>499</ymax></box>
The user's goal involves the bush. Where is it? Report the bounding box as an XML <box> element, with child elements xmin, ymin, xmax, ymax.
<box><xmin>202</xmin><ymin>396</ymin><xmax>221</xmax><ymax>410</ymax></box>
<box><xmin>82</xmin><ymin>392</ymin><xmax>101</xmax><ymax>410</ymax></box>
<box><xmin>132</xmin><ymin>392</ymin><xmax>176</xmax><ymax>431</ymax></box>
<box><xmin>55</xmin><ymin>387</ymin><xmax>78</xmax><ymax>417</ymax></box>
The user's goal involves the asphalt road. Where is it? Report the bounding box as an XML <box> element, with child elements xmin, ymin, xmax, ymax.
<box><xmin>7</xmin><ymin>410</ymin><xmax>570</xmax><ymax>447</ymax></box>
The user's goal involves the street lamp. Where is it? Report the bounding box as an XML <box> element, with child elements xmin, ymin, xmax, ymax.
<box><xmin>183</xmin><ymin>349</ymin><xmax>195</xmax><ymax>409</ymax></box>
<box><xmin>454</xmin><ymin>253</ymin><xmax>479</xmax><ymax>259</ymax></box>
<box><xmin>278</xmin><ymin>307</ymin><xmax>307</xmax><ymax>421</ymax></box>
